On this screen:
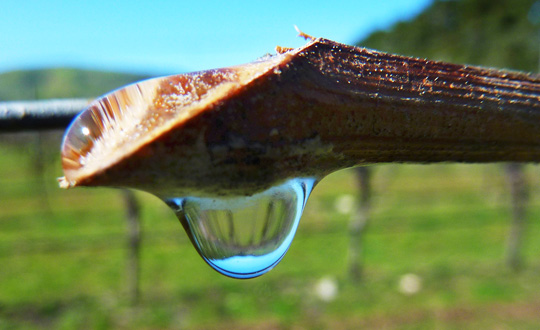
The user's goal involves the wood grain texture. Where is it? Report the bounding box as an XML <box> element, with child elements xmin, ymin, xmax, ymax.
<box><xmin>61</xmin><ymin>38</ymin><xmax>540</xmax><ymax>197</ymax></box>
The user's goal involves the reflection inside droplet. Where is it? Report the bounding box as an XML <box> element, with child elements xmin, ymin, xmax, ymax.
<box><xmin>164</xmin><ymin>177</ymin><xmax>316</xmax><ymax>279</ymax></box>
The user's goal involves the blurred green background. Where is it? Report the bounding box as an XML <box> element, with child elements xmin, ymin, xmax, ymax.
<box><xmin>2</xmin><ymin>0</ymin><xmax>540</xmax><ymax>329</ymax></box>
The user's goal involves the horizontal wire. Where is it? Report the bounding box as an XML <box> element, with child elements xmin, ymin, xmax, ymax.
<box><xmin>3</xmin><ymin>212</ymin><xmax>538</xmax><ymax>259</ymax></box>
<box><xmin>0</xmin><ymin>98</ymin><xmax>91</xmax><ymax>132</ymax></box>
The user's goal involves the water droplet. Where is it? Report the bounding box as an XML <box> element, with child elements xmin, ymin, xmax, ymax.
<box><xmin>164</xmin><ymin>178</ymin><xmax>316</xmax><ymax>279</ymax></box>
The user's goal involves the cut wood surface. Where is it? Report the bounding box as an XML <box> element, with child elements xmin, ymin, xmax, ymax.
<box><xmin>59</xmin><ymin>38</ymin><xmax>540</xmax><ymax>197</ymax></box>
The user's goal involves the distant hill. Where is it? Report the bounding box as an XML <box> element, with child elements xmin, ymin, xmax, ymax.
<box><xmin>0</xmin><ymin>68</ymin><xmax>150</xmax><ymax>101</ymax></box>
<box><xmin>358</xmin><ymin>0</ymin><xmax>538</xmax><ymax>72</ymax></box>
<box><xmin>3</xmin><ymin>0</ymin><xmax>537</xmax><ymax>103</ymax></box>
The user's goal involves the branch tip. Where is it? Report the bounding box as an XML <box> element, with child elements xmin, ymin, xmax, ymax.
<box><xmin>294</xmin><ymin>25</ymin><xmax>316</xmax><ymax>41</ymax></box>
<box><xmin>275</xmin><ymin>45</ymin><xmax>294</xmax><ymax>54</ymax></box>
<box><xmin>58</xmin><ymin>176</ymin><xmax>71</xmax><ymax>189</ymax></box>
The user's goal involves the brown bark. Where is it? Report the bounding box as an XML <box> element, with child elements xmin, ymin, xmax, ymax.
<box><xmin>61</xmin><ymin>39</ymin><xmax>540</xmax><ymax>197</ymax></box>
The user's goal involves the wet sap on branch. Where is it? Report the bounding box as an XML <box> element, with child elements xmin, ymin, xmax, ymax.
<box><xmin>165</xmin><ymin>178</ymin><xmax>316</xmax><ymax>279</ymax></box>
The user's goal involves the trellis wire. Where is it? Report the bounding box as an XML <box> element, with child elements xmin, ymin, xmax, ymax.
<box><xmin>0</xmin><ymin>98</ymin><xmax>90</xmax><ymax>132</ymax></box>
<box><xmin>0</xmin><ymin>97</ymin><xmax>143</xmax><ymax>303</ymax></box>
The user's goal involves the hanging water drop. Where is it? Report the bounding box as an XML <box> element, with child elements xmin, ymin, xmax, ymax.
<box><xmin>164</xmin><ymin>178</ymin><xmax>316</xmax><ymax>279</ymax></box>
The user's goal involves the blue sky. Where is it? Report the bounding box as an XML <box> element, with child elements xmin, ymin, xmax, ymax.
<box><xmin>0</xmin><ymin>0</ymin><xmax>432</xmax><ymax>75</ymax></box>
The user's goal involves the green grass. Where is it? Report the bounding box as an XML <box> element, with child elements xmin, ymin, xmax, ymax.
<box><xmin>2</xmin><ymin>133</ymin><xmax>540</xmax><ymax>329</ymax></box>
